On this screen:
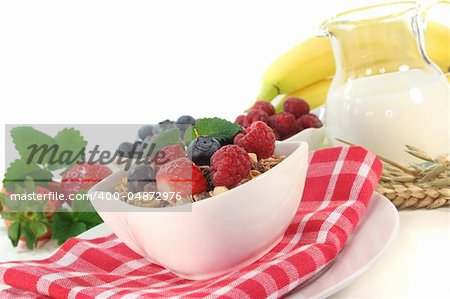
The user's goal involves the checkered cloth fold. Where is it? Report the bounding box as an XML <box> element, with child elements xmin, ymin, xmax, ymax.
<box><xmin>0</xmin><ymin>146</ymin><xmax>382</xmax><ymax>298</ymax></box>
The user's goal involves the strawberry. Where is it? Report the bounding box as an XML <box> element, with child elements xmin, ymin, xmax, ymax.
<box><xmin>156</xmin><ymin>157</ymin><xmax>206</xmax><ymax>196</ymax></box>
<box><xmin>62</xmin><ymin>163</ymin><xmax>112</xmax><ymax>196</ymax></box>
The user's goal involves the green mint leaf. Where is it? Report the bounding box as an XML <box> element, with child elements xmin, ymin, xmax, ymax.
<box><xmin>144</xmin><ymin>128</ymin><xmax>181</xmax><ymax>157</ymax></box>
<box><xmin>193</xmin><ymin>118</ymin><xmax>242</xmax><ymax>142</ymax></box>
<box><xmin>183</xmin><ymin>126</ymin><xmax>196</xmax><ymax>145</ymax></box>
<box><xmin>3</xmin><ymin>159</ymin><xmax>53</xmax><ymax>192</ymax></box>
<box><xmin>48</xmin><ymin>128</ymin><xmax>87</xmax><ymax>171</ymax></box>
<box><xmin>11</xmin><ymin>126</ymin><xmax>56</xmax><ymax>166</ymax></box>
<box><xmin>7</xmin><ymin>220</ymin><xmax>21</xmax><ymax>247</ymax></box>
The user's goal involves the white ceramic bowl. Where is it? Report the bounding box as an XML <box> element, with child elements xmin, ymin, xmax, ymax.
<box><xmin>282</xmin><ymin>105</ymin><xmax>326</xmax><ymax>149</ymax></box>
<box><xmin>89</xmin><ymin>141</ymin><xmax>308</xmax><ymax>280</ymax></box>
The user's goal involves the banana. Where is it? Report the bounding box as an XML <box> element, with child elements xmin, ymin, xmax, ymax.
<box><xmin>258</xmin><ymin>21</ymin><xmax>450</xmax><ymax>102</ymax></box>
<box><xmin>426</xmin><ymin>22</ymin><xmax>450</xmax><ymax>73</ymax></box>
<box><xmin>275</xmin><ymin>79</ymin><xmax>332</xmax><ymax>112</ymax></box>
<box><xmin>257</xmin><ymin>37</ymin><xmax>334</xmax><ymax>101</ymax></box>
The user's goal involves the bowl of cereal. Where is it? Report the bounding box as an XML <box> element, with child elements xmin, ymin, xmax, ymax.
<box><xmin>89</xmin><ymin>119</ymin><xmax>308</xmax><ymax>280</ymax></box>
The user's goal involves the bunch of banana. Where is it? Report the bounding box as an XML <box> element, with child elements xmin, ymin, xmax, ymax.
<box><xmin>257</xmin><ymin>21</ymin><xmax>450</xmax><ymax>112</ymax></box>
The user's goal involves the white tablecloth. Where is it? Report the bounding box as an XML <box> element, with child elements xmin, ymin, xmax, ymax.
<box><xmin>0</xmin><ymin>209</ymin><xmax>449</xmax><ymax>298</ymax></box>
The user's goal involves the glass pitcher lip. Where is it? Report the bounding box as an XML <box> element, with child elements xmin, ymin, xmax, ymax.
<box><xmin>319</xmin><ymin>1</ymin><xmax>419</xmax><ymax>35</ymax></box>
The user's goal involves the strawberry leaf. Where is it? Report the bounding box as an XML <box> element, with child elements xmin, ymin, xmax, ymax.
<box><xmin>193</xmin><ymin>118</ymin><xmax>242</xmax><ymax>142</ymax></box>
<box><xmin>7</xmin><ymin>221</ymin><xmax>21</xmax><ymax>247</ymax></box>
<box><xmin>11</xmin><ymin>126</ymin><xmax>56</xmax><ymax>166</ymax></box>
<box><xmin>48</xmin><ymin>128</ymin><xmax>87</xmax><ymax>170</ymax></box>
<box><xmin>29</xmin><ymin>221</ymin><xmax>48</xmax><ymax>238</ymax></box>
<box><xmin>3</xmin><ymin>159</ymin><xmax>52</xmax><ymax>192</ymax></box>
<box><xmin>51</xmin><ymin>199</ymin><xmax>103</xmax><ymax>245</ymax></box>
<box><xmin>21</xmin><ymin>224</ymin><xmax>37</xmax><ymax>249</ymax></box>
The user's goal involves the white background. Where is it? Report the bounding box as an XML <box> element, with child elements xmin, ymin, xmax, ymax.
<box><xmin>1</xmin><ymin>0</ymin><xmax>448</xmax><ymax>176</ymax></box>
<box><xmin>0</xmin><ymin>1</ymin><xmax>449</xmax><ymax>298</ymax></box>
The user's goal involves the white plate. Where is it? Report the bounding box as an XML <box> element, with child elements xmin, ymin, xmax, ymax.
<box><xmin>77</xmin><ymin>193</ymin><xmax>398</xmax><ymax>297</ymax></box>
<box><xmin>287</xmin><ymin>192</ymin><xmax>399</xmax><ymax>298</ymax></box>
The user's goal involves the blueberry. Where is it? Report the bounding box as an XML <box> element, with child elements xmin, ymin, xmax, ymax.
<box><xmin>176</xmin><ymin>115</ymin><xmax>196</xmax><ymax>126</ymax></box>
<box><xmin>117</xmin><ymin>142</ymin><xmax>134</xmax><ymax>157</ymax></box>
<box><xmin>127</xmin><ymin>164</ymin><xmax>156</xmax><ymax>193</ymax></box>
<box><xmin>130</xmin><ymin>141</ymin><xmax>147</xmax><ymax>158</ymax></box>
<box><xmin>201</xmin><ymin>168</ymin><xmax>214</xmax><ymax>191</ymax></box>
<box><xmin>153</xmin><ymin>119</ymin><xmax>174</xmax><ymax>135</ymax></box>
<box><xmin>187</xmin><ymin>136</ymin><xmax>221</xmax><ymax>166</ymax></box>
<box><xmin>138</xmin><ymin>125</ymin><xmax>154</xmax><ymax>140</ymax></box>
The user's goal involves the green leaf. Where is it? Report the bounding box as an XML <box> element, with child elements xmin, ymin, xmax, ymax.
<box><xmin>29</xmin><ymin>221</ymin><xmax>48</xmax><ymax>238</ymax></box>
<box><xmin>3</xmin><ymin>159</ymin><xmax>53</xmax><ymax>192</ymax></box>
<box><xmin>51</xmin><ymin>211</ymin><xmax>88</xmax><ymax>245</ymax></box>
<box><xmin>10</xmin><ymin>126</ymin><xmax>56</xmax><ymax>165</ymax></box>
<box><xmin>0</xmin><ymin>212</ymin><xmax>16</xmax><ymax>221</ymax></box>
<box><xmin>51</xmin><ymin>209</ymin><xmax>101</xmax><ymax>245</ymax></box>
<box><xmin>24</xmin><ymin>176</ymin><xmax>35</xmax><ymax>194</ymax></box>
<box><xmin>75</xmin><ymin>212</ymin><xmax>103</xmax><ymax>229</ymax></box>
<box><xmin>21</xmin><ymin>224</ymin><xmax>37</xmax><ymax>249</ymax></box>
<box><xmin>0</xmin><ymin>193</ymin><xmax>7</xmax><ymax>211</ymax></box>
<box><xmin>193</xmin><ymin>118</ymin><xmax>242</xmax><ymax>142</ymax></box>
<box><xmin>183</xmin><ymin>126</ymin><xmax>196</xmax><ymax>145</ymax></box>
<box><xmin>7</xmin><ymin>221</ymin><xmax>21</xmax><ymax>247</ymax></box>
<box><xmin>48</xmin><ymin>128</ymin><xmax>87</xmax><ymax>170</ymax></box>
<box><xmin>143</xmin><ymin>128</ymin><xmax>181</xmax><ymax>157</ymax></box>
<box><xmin>71</xmin><ymin>194</ymin><xmax>96</xmax><ymax>213</ymax></box>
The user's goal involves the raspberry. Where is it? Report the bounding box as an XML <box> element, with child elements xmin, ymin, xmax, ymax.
<box><xmin>283</xmin><ymin>97</ymin><xmax>310</xmax><ymax>118</ymax></box>
<box><xmin>252</xmin><ymin>101</ymin><xmax>275</xmax><ymax>116</ymax></box>
<box><xmin>234</xmin><ymin>121</ymin><xmax>276</xmax><ymax>159</ymax></box>
<box><xmin>62</xmin><ymin>163</ymin><xmax>112</xmax><ymax>196</ymax></box>
<box><xmin>153</xmin><ymin>145</ymin><xmax>185</xmax><ymax>172</ymax></box>
<box><xmin>243</xmin><ymin>109</ymin><xmax>269</xmax><ymax>127</ymax></box>
<box><xmin>298</xmin><ymin>114</ymin><xmax>323</xmax><ymax>129</ymax></box>
<box><xmin>235</xmin><ymin>115</ymin><xmax>246</xmax><ymax>126</ymax></box>
<box><xmin>210</xmin><ymin>145</ymin><xmax>252</xmax><ymax>188</ymax></box>
<box><xmin>156</xmin><ymin>157</ymin><xmax>206</xmax><ymax>196</ymax></box>
<box><xmin>270</xmin><ymin>112</ymin><xmax>297</xmax><ymax>139</ymax></box>
<box><xmin>295</xmin><ymin>118</ymin><xmax>304</xmax><ymax>133</ymax></box>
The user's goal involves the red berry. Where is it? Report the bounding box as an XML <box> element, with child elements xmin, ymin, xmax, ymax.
<box><xmin>210</xmin><ymin>145</ymin><xmax>252</xmax><ymax>188</ymax></box>
<box><xmin>234</xmin><ymin>121</ymin><xmax>276</xmax><ymax>159</ymax></box>
<box><xmin>235</xmin><ymin>115</ymin><xmax>246</xmax><ymax>126</ymax></box>
<box><xmin>153</xmin><ymin>145</ymin><xmax>185</xmax><ymax>172</ymax></box>
<box><xmin>270</xmin><ymin>112</ymin><xmax>297</xmax><ymax>139</ymax></box>
<box><xmin>283</xmin><ymin>97</ymin><xmax>310</xmax><ymax>118</ymax></box>
<box><xmin>62</xmin><ymin>163</ymin><xmax>112</xmax><ymax>196</ymax></box>
<box><xmin>295</xmin><ymin>118</ymin><xmax>305</xmax><ymax>132</ymax></box>
<box><xmin>156</xmin><ymin>157</ymin><xmax>206</xmax><ymax>196</ymax></box>
<box><xmin>252</xmin><ymin>101</ymin><xmax>275</xmax><ymax>116</ymax></box>
<box><xmin>243</xmin><ymin>109</ymin><xmax>269</xmax><ymax>127</ymax></box>
<box><xmin>298</xmin><ymin>114</ymin><xmax>323</xmax><ymax>129</ymax></box>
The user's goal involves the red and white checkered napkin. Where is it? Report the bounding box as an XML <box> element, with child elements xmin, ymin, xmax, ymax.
<box><xmin>0</xmin><ymin>146</ymin><xmax>382</xmax><ymax>299</ymax></box>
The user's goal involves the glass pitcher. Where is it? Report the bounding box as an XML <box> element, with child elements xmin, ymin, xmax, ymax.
<box><xmin>321</xmin><ymin>1</ymin><xmax>449</xmax><ymax>163</ymax></box>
